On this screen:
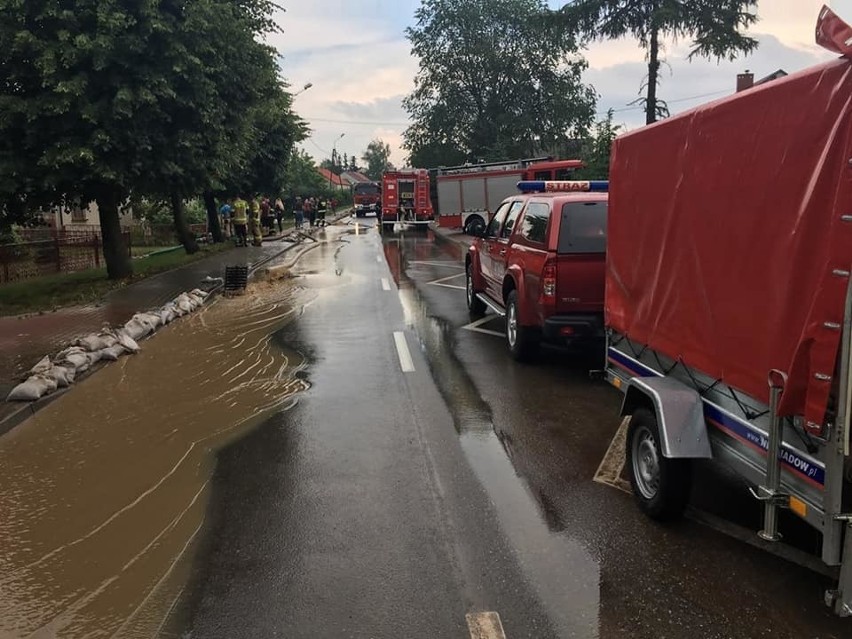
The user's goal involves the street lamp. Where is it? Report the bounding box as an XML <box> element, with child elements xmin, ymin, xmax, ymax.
<box><xmin>293</xmin><ymin>82</ymin><xmax>313</xmax><ymax>97</ymax></box>
<box><xmin>330</xmin><ymin>133</ymin><xmax>345</xmax><ymax>189</ymax></box>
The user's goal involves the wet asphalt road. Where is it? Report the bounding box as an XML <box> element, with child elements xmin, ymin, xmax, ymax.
<box><xmin>176</xmin><ymin>217</ymin><xmax>849</xmax><ymax>639</ymax></box>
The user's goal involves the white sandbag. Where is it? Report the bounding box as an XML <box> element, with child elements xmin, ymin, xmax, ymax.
<box><xmin>76</xmin><ymin>333</ymin><xmax>111</xmax><ymax>352</ymax></box>
<box><xmin>188</xmin><ymin>293</ymin><xmax>205</xmax><ymax>307</ymax></box>
<box><xmin>176</xmin><ymin>296</ymin><xmax>194</xmax><ymax>314</ymax></box>
<box><xmin>158</xmin><ymin>304</ymin><xmax>176</xmax><ymax>325</ymax></box>
<box><xmin>98</xmin><ymin>344</ymin><xmax>126</xmax><ymax>362</ymax></box>
<box><xmin>46</xmin><ymin>365</ymin><xmax>73</xmax><ymax>388</ymax></box>
<box><xmin>190</xmin><ymin>288</ymin><xmax>209</xmax><ymax>299</ymax></box>
<box><xmin>29</xmin><ymin>355</ymin><xmax>52</xmax><ymax>376</ymax></box>
<box><xmin>41</xmin><ymin>375</ymin><xmax>58</xmax><ymax>393</ymax></box>
<box><xmin>87</xmin><ymin>350</ymin><xmax>103</xmax><ymax>366</ymax></box>
<box><xmin>6</xmin><ymin>376</ymin><xmax>52</xmax><ymax>401</ymax></box>
<box><xmin>134</xmin><ymin>312</ymin><xmax>162</xmax><ymax>329</ymax></box>
<box><xmin>123</xmin><ymin>318</ymin><xmax>151</xmax><ymax>341</ymax></box>
<box><xmin>97</xmin><ymin>332</ymin><xmax>118</xmax><ymax>349</ymax></box>
<box><xmin>60</xmin><ymin>351</ymin><xmax>90</xmax><ymax>372</ymax></box>
<box><xmin>115</xmin><ymin>330</ymin><xmax>140</xmax><ymax>353</ymax></box>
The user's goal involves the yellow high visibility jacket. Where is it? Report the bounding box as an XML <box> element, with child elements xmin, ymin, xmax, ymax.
<box><xmin>233</xmin><ymin>199</ymin><xmax>248</xmax><ymax>224</ymax></box>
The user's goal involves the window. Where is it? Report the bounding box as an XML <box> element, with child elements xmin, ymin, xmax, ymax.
<box><xmin>520</xmin><ymin>202</ymin><xmax>551</xmax><ymax>244</ymax></box>
<box><xmin>558</xmin><ymin>201</ymin><xmax>607</xmax><ymax>254</ymax></box>
<box><xmin>486</xmin><ymin>202</ymin><xmax>511</xmax><ymax>237</ymax></box>
<box><xmin>500</xmin><ymin>201</ymin><xmax>525</xmax><ymax>239</ymax></box>
<box><xmin>554</xmin><ymin>168</ymin><xmax>576</xmax><ymax>180</ymax></box>
<box><xmin>533</xmin><ymin>170</ymin><xmax>550</xmax><ymax>181</ymax></box>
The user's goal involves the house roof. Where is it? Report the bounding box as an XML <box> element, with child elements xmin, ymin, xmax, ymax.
<box><xmin>341</xmin><ymin>171</ymin><xmax>372</xmax><ymax>184</ymax></box>
<box><xmin>316</xmin><ymin>167</ymin><xmax>347</xmax><ymax>187</ymax></box>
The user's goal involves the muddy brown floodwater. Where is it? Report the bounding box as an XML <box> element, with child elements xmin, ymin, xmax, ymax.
<box><xmin>0</xmin><ymin>266</ymin><xmax>315</xmax><ymax>639</ymax></box>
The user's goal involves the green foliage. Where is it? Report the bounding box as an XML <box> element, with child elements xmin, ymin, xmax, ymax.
<box><xmin>559</xmin><ymin>0</ymin><xmax>758</xmax><ymax>124</ymax></box>
<box><xmin>575</xmin><ymin>110</ymin><xmax>620</xmax><ymax>179</ymax></box>
<box><xmin>361</xmin><ymin>139</ymin><xmax>394</xmax><ymax>180</ymax></box>
<box><xmin>285</xmin><ymin>149</ymin><xmax>327</xmax><ymax>197</ymax></box>
<box><xmin>403</xmin><ymin>0</ymin><xmax>596</xmax><ymax>167</ymax></box>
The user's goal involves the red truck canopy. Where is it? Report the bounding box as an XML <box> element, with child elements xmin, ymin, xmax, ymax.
<box><xmin>606</xmin><ymin>54</ymin><xmax>852</xmax><ymax>426</ymax></box>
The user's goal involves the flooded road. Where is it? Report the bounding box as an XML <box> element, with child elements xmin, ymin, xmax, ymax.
<box><xmin>0</xmin><ymin>250</ymin><xmax>314</xmax><ymax>638</ymax></box>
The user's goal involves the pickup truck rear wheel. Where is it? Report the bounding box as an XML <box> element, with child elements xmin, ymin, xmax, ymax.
<box><xmin>506</xmin><ymin>290</ymin><xmax>538</xmax><ymax>361</ymax></box>
<box><xmin>466</xmin><ymin>264</ymin><xmax>486</xmax><ymax>317</ymax></box>
<box><xmin>627</xmin><ymin>407</ymin><xmax>692</xmax><ymax>521</ymax></box>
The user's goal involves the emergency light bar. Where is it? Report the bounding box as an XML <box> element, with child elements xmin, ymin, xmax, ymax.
<box><xmin>516</xmin><ymin>180</ymin><xmax>608</xmax><ymax>193</ymax></box>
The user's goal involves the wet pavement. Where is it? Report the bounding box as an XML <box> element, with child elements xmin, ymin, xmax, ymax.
<box><xmin>1</xmin><ymin>216</ymin><xmax>850</xmax><ymax>638</ymax></box>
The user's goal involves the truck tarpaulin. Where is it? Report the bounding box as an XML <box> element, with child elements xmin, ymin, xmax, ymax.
<box><xmin>606</xmin><ymin>28</ymin><xmax>852</xmax><ymax>428</ymax></box>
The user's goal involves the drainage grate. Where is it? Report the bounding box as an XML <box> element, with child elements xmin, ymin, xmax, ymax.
<box><xmin>223</xmin><ymin>265</ymin><xmax>249</xmax><ymax>295</ymax></box>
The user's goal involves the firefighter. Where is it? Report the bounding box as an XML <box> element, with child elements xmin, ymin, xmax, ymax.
<box><xmin>232</xmin><ymin>196</ymin><xmax>248</xmax><ymax>246</ymax></box>
<box><xmin>250</xmin><ymin>195</ymin><xmax>263</xmax><ymax>246</ymax></box>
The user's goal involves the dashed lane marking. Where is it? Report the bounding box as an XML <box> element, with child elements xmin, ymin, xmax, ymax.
<box><xmin>466</xmin><ymin>612</ymin><xmax>507</xmax><ymax>639</ymax></box>
<box><xmin>381</xmin><ymin>278</ymin><xmax>391</xmax><ymax>291</ymax></box>
<box><xmin>393</xmin><ymin>331</ymin><xmax>415</xmax><ymax>372</ymax></box>
<box><xmin>461</xmin><ymin>315</ymin><xmax>504</xmax><ymax>338</ymax></box>
<box><xmin>593</xmin><ymin>416</ymin><xmax>631</xmax><ymax>493</ymax></box>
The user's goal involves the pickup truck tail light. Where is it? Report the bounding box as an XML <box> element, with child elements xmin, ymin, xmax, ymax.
<box><xmin>542</xmin><ymin>259</ymin><xmax>557</xmax><ymax>300</ymax></box>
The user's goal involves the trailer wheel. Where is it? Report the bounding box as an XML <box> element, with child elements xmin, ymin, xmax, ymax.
<box><xmin>506</xmin><ymin>290</ymin><xmax>538</xmax><ymax>362</ymax></box>
<box><xmin>627</xmin><ymin>407</ymin><xmax>692</xmax><ymax>521</ymax></box>
<box><xmin>466</xmin><ymin>264</ymin><xmax>486</xmax><ymax>317</ymax></box>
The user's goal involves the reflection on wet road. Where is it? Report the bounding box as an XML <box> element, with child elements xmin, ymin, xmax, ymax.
<box><xmin>0</xmin><ymin>263</ymin><xmax>311</xmax><ymax>637</ymax></box>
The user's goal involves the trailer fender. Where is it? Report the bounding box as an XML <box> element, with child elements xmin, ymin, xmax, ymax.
<box><xmin>621</xmin><ymin>377</ymin><xmax>712</xmax><ymax>459</ymax></box>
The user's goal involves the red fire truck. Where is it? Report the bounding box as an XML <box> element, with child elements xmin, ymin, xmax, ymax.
<box><xmin>436</xmin><ymin>157</ymin><xmax>583</xmax><ymax>234</ymax></box>
<box><xmin>380</xmin><ymin>169</ymin><xmax>434</xmax><ymax>233</ymax></box>
<box><xmin>353</xmin><ymin>182</ymin><xmax>381</xmax><ymax>218</ymax></box>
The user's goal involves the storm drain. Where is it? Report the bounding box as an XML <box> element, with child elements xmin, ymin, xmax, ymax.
<box><xmin>223</xmin><ymin>265</ymin><xmax>249</xmax><ymax>295</ymax></box>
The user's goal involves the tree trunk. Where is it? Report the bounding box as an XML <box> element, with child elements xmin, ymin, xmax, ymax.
<box><xmin>203</xmin><ymin>191</ymin><xmax>223</xmax><ymax>243</ymax></box>
<box><xmin>171</xmin><ymin>191</ymin><xmax>199</xmax><ymax>254</ymax></box>
<box><xmin>646</xmin><ymin>26</ymin><xmax>660</xmax><ymax>125</ymax></box>
<box><xmin>95</xmin><ymin>186</ymin><xmax>133</xmax><ymax>279</ymax></box>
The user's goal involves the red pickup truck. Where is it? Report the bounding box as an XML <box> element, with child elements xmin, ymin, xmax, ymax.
<box><xmin>465</xmin><ymin>183</ymin><xmax>608</xmax><ymax>360</ymax></box>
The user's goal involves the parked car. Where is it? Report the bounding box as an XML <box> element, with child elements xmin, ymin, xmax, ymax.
<box><xmin>465</xmin><ymin>182</ymin><xmax>608</xmax><ymax>361</ymax></box>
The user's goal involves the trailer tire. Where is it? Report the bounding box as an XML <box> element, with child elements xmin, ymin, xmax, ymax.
<box><xmin>466</xmin><ymin>264</ymin><xmax>486</xmax><ymax>317</ymax></box>
<box><xmin>627</xmin><ymin>407</ymin><xmax>692</xmax><ymax>521</ymax></box>
<box><xmin>506</xmin><ymin>290</ymin><xmax>538</xmax><ymax>362</ymax></box>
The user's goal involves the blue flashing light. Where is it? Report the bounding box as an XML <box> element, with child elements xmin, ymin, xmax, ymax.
<box><xmin>516</xmin><ymin>180</ymin><xmax>608</xmax><ymax>193</ymax></box>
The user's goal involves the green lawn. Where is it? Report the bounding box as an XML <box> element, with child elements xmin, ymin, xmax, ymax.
<box><xmin>0</xmin><ymin>242</ymin><xmax>233</xmax><ymax>316</ymax></box>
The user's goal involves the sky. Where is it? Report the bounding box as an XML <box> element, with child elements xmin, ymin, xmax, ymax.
<box><xmin>270</xmin><ymin>0</ymin><xmax>847</xmax><ymax>167</ymax></box>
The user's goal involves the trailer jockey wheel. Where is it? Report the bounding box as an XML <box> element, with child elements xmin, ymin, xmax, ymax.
<box><xmin>627</xmin><ymin>407</ymin><xmax>692</xmax><ymax>520</ymax></box>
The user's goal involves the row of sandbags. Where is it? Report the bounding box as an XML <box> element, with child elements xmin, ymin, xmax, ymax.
<box><xmin>6</xmin><ymin>289</ymin><xmax>210</xmax><ymax>402</ymax></box>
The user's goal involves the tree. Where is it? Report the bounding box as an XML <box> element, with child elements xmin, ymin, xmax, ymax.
<box><xmin>285</xmin><ymin>149</ymin><xmax>327</xmax><ymax>197</ymax></box>
<box><xmin>402</xmin><ymin>0</ymin><xmax>596</xmax><ymax>167</ymax></box>
<box><xmin>361</xmin><ymin>139</ymin><xmax>394</xmax><ymax>181</ymax></box>
<box><xmin>575</xmin><ymin>110</ymin><xmax>620</xmax><ymax>179</ymax></box>
<box><xmin>558</xmin><ymin>0</ymin><xmax>758</xmax><ymax>125</ymax></box>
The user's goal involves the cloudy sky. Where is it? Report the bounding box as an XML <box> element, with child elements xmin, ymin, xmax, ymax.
<box><xmin>270</xmin><ymin>0</ymin><xmax>847</xmax><ymax>167</ymax></box>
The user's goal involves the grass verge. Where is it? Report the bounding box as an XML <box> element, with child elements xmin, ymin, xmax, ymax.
<box><xmin>0</xmin><ymin>242</ymin><xmax>233</xmax><ymax>316</ymax></box>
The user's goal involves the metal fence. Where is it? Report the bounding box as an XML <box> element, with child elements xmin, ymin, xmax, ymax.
<box><xmin>0</xmin><ymin>231</ymin><xmax>132</xmax><ymax>284</ymax></box>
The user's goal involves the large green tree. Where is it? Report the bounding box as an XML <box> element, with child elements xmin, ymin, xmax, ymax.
<box><xmin>558</xmin><ymin>0</ymin><xmax>759</xmax><ymax>125</ymax></box>
<box><xmin>403</xmin><ymin>0</ymin><xmax>596</xmax><ymax>167</ymax></box>
<box><xmin>575</xmin><ymin>110</ymin><xmax>620</xmax><ymax>179</ymax></box>
<box><xmin>361</xmin><ymin>139</ymin><xmax>394</xmax><ymax>181</ymax></box>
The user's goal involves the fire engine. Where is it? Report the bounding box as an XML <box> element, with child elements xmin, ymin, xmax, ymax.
<box><xmin>353</xmin><ymin>182</ymin><xmax>381</xmax><ymax>218</ymax></box>
<box><xmin>435</xmin><ymin>157</ymin><xmax>583</xmax><ymax>235</ymax></box>
<box><xmin>380</xmin><ymin>169</ymin><xmax>434</xmax><ymax>233</ymax></box>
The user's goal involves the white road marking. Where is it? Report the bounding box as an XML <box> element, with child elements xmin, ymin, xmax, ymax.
<box><xmin>427</xmin><ymin>272</ymin><xmax>467</xmax><ymax>290</ymax></box>
<box><xmin>466</xmin><ymin>611</ymin><xmax>507</xmax><ymax>639</ymax></box>
<box><xmin>593</xmin><ymin>416</ymin><xmax>631</xmax><ymax>493</ymax></box>
<box><xmin>409</xmin><ymin>260</ymin><xmax>464</xmax><ymax>268</ymax></box>
<box><xmin>393</xmin><ymin>331</ymin><xmax>415</xmax><ymax>372</ymax></box>
<box><xmin>381</xmin><ymin>278</ymin><xmax>391</xmax><ymax>291</ymax></box>
<box><xmin>461</xmin><ymin>315</ymin><xmax>504</xmax><ymax>338</ymax></box>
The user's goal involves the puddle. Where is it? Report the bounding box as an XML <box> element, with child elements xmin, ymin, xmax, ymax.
<box><xmin>391</xmin><ymin>236</ymin><xmax>601</xmax><ymax>637</ymax></box>
<box><xmin>0</xmin><ymin>279</ymin><xmax>311</xmax><ymax>638</ymax></box>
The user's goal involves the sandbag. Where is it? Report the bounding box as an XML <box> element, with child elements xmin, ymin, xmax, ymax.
<box><xmin>76</xmin><ymin>333</ymin><xmax>111</xmax><ymax>352</ymax></box>
<box><xmin>29</xmin><ymin>355</ymin><xmax>52</xmax><ymax>376</ymax></box>
<box><xmin>87</xmin><ymin>351</ymin><xmax>103</xmax><ymax>366</ymax></box>
<box><xmin>159</xmin><ymin>304</ymin><xmax>177</xmax><ymax>325</ymax></box>
<box><xmin>60</xmin><ymin>351</ymin><xmax>90</xmax><ymax>372</ymax></box>
<box><xmin>6</xmin><ymin>376</ymin><xmax>52</xmax><ymax>401</ymax></box>
<box><xmin>115</xmin><ymin>330</ymin><xmax>140</xmax><ymax>354</ymax></box>
<box><xmin>190</xmin><ymin>288</ymin><xmax>209</xmax><ymax>298</ymax></box>
<box><xmin>134</xmin><ymin>312</ymin><xmax>161</xmax><ymax>329</ymax></box>
<box><xmin>47</xmin><ymin>365</ymin><xmax>74</xmax><ymax>388</ymax></box>
<box><xmin>188</xmin><ymin>293</ymin><xmax>205</xmax><ymax>307</ymax></box>
<box><xmin>98</xmin><ymin>344</ymin><xmax>126</xmax><ymax>362</ymax></box>
<box><xmin>123</xmin><ymin>318</ymin><xmax>151</xmax><ymax>341</ymax></box>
